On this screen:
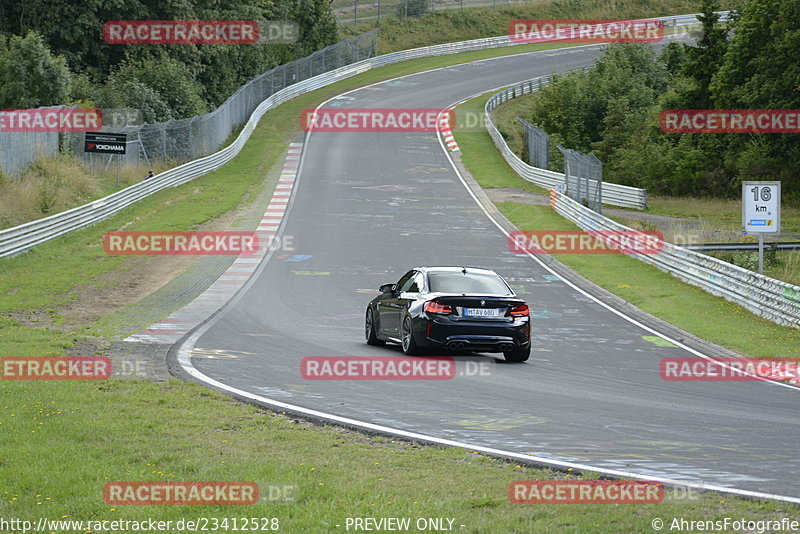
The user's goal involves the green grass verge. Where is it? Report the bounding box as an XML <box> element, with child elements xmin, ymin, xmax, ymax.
<box><xmin>339</xmin><ymin>0</ymin><xmax>744</xmax><ymax>53</ymax></box>
<box><xmin>487</xmin><ymin>84</ymin><xmax>800</xmax><ymax>240</ymax></box>
<box><xmin>0</xmin><ymin>40</ymin><xmax>581</xmax><ymax>357</ymax></box>
<box><xmin>617</xmin><ymin>196</ymin><xmax>800</xmax><ymax>286</ymax></box>
<box><xmin>1</xmin><ymin>379</ymin><xmax>793</xmax><ymax>530</ymax></box>
<box><xmin>0</xmin><ymin>35</ymin><xmax>794</xmax><ymax>533</ymax></box>
<box><xmin>454</xmin><ymin>94</ymin><xmax>800</xmax><ymax>358</ymax></box>
<box><xmin>487</xmin><ymin>82</ymin><xmax>800</xmax><ymax>286</ymax></box>
<box><xmin>645</xmin><ymin>196</ymin><xmax>800</xmax><ymax>239</ymax></box>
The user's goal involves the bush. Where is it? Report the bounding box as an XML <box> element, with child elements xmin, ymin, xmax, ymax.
<box><xmin>0</xmin><ymin>32</ymin><xmax>71</xmax><ymax>108</ymax></box>
<box><xmin>98</xmin><ymin>56</ymin><xmax>208</xmax><ymax>120</ymax></box>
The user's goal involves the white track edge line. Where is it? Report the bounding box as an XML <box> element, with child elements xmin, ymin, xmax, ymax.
<box><xmin>173</xmin><ymin>43</ymin><xmax>800</xmax><ymax>506</ymax></box>
<box><xmin>439</xmin><ymin>85</ymin><xmax>799</xmax><ymax>392</ymax></box>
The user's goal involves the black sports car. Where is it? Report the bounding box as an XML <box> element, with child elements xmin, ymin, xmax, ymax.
<box><xmin>365</xmin><ymin>267</ymin><xmax>530</xmax><ymax>362</ymax></box>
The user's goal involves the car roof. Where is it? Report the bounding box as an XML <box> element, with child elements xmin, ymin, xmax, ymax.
<box><xmin>414</xmin><ymin>266</ymin><xmax>500</xmax><ymax>276</ymax></box>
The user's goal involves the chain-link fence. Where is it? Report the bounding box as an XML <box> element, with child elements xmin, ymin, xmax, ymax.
<box><xmin>70</xmin><ymin>31</ymin><xmax>378</xmax><ymax>169</ymax></box>
<box><xmin>0</xmin><ymin>106</ymin><xmax>72</xmax><ymax>176</ymax></box>
<box><xmin>0</xmin><ymin>32</ymin><xmax>378</xmax><ymax>177</ymax></box>
<box><xmin>333</xmin><ymin>0</ymin><xmax>529</xmax><ymax>26</ymax></box>
<box><xmin>517</xmin><ymin>116</ymin><xmax>549</xmax><ymax>170</ymax></box>
<box><xmin>558</xmin><ymin>145</ymin><xmax>603</xmax><ymax>214</ymax></box>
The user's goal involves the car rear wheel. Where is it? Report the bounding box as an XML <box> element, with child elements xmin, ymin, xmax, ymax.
<box><xmin>365</xmin><ymin>308</ymin><xmax>385</xmax><ymax>346</ymax></box>
<box><xmin>504</xmin><ymin>344</ymin><xmax>530</xmax><ymax>363</ymax></box>
<box><xmin>401</xmin><ymin>316</ymin><xmax>420</xmax><ymax>355</ymax></box>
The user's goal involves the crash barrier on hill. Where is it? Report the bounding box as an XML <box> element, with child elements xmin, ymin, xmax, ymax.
<box><xmin>548</xmin><ymin>189</ymin><xmax>800</xmax><ymax>328</ymax></box>
<box><xmin>0</xmin><ymin>12</ymin><xmax>727</xmax><ymax>257</ymax></box>
<box><xmin>485</xmin><ymin>73</ymin><xmax>648</xmax><ymax>209</ymax></box>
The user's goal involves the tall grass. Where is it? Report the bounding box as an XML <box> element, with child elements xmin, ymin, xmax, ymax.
<box><xmin>341</xmin><ymin>0</ymin><xmax>744</xmax><ymax>53</ymax></box>
<box><xmin>0</xmin><ymin>156</ymin><xmax>172</xmax><ymax>230</ymax></box>
<box><xmin>778</xmin><ymin>250</ymin><xmax>800</xmax><ymax>285</ymax></box>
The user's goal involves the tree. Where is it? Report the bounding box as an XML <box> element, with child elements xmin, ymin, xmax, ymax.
<box><xmin>293</xmin><ymin>0</ymin><xmax>338</xmax><ymax>56</ymax></box>
<box><xmin>0</xmin><ymin>32</ymin><xmax>71</xmax><ymax>108</ymax></box>
<box><xmin>660</xmin><ymin>42</ymin><xmax>688</xmax><ymax>76</ymax></box>
<box><xmin>711</xmin><ymin>0</ymin><xmax>799</xmax><ymax>109</ymax></box>
<box><xmin>97</xmin><ymin>78</ymin><xmax>174</xmax><ymax>124</ymax></box>
<box><xmin>677</xmin><ymin>0</ymin><xmax>729</xmax><ymax>109</ymax></box>
<box><xmin>99</xmin><ymin>56</ymin><xmax>207</xmax><ymax>120</ymax></box>
<box><xmin>0</xmin><ymin>0</ymin><xmax>149</xmax><ymax>78</ymax></box>
<box><xmin>710</xmin><ymin>0</ymin><xmax>800</xmax><ymax>196</ymax></box>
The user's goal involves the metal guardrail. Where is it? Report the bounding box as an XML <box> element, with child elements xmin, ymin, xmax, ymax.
<box><xmin>0</xmin><ymin>12</ymin><xmax>726</xmax><ymax>258</ymax></box>
<box><xmin>485</xmin><ymin>74</ymin><xmax>649</xmax><ymax>210</ymax></box>
<box><xmin>685</xmin><ymin>241</ymin><xmax>800</xmax><ymax>252</ymax></box>
<box><xmin>482</xmin><ymin>12</ymin><xmax>735</xmax><ymax>210</ymax></box>
<box><xmin>549</xmin><ymin>190</ymin><xmax>800</xmax><ymax>328</ymax></box>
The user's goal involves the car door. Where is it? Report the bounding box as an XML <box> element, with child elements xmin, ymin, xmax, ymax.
<box><xmin>397</xmin><ymin>271</ymin><xmax>424</xmax><ymax>319</ymax></box>
<box><xmin>378</xmin><ymin>270</ymin><xmax>416</xmax><ymax>338</ymax></box>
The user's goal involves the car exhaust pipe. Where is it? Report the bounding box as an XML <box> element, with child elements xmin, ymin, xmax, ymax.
<box><xmin>447</xmin><ymin>341</ymin><xmax>465</xmax><ymax>351</ymax></box>
<box><xmin>500</xmin><ymin>343</ymin><xmax>515</xmax><ymax>352</ymax></box>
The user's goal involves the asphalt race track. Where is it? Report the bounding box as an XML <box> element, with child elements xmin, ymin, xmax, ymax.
<box><xmin>171</xmin><ymin>45</ymin><xmax>800</xmax><ymax>500</ymax></box>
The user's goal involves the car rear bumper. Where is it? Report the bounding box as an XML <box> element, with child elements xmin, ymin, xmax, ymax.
<box><xmin>419</xmin><ymin>316</ymin><xmax>530</xmax><ymax>353</ymax></box>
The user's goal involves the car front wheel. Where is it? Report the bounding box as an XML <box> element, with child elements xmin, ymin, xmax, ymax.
<box><xmin>365</xmin><ymin>308</ymin><xmax>385</xmax><ymax>346</ymax></box>
<box><xmin>401</xmin><ymin>316</ymin><xmax>421</xmax><ymax>355</ymax></box>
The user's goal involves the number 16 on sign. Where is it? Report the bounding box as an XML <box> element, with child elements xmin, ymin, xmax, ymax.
<box><xmin>742</xmin><ymin>181</ymin><xmax>780</xmax><ymax>274</ymax></box>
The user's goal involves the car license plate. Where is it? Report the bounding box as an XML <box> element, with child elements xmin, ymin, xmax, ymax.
<box><xmin>463</xmin><ymin>308</ymin><xmax>499</xmax><ymax>317</ymax></box>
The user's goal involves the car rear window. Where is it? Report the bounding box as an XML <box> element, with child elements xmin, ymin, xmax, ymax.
<box><xmin>427</xmin><ymin>272</ymin><xmax>512</xmax><ymax>295</ymax></box>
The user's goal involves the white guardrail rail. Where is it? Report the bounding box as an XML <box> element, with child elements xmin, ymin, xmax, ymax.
<box><xmin>480</xmin><ymin>14</ymin><xmax>800</xmax><ymax>329</ymax></box>
<box><xmin>0</xmin><ymin>12</ymin><xmax>724</xmax><ymax>258</ymax></box>
<box><xmin>483</xmin><ymin>11</ymin><xmax>732</xmax><ymax>210</ymax></box>
<box><xmin>485</xmin><ymin>74</ymin><xmax>649</xmax><ymax>209</ymax></box>
<box><xmin>549</xmin><ymin>190</ymin><xmax>800</xmax><ymax>328</ymax></box>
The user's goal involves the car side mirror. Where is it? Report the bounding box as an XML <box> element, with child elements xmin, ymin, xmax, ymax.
<box><xmin>379</xmin><ymin>283</ymin><xmax>396</xmax><ymax>294</ymax></box>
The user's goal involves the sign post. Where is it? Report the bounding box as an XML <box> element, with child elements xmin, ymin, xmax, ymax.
<box><xmin>84</xmin><ymin>132</ymin><xmax>127</xmax><ymax>188</ymax></box>
<box><xmin>742</xmin><ymin>181</ymin><xmax>780</xmax><ymax>274</ymax></box>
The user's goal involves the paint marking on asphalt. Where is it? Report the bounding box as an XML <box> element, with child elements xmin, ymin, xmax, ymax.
<box><xmin>438</xmin><ymin>108</ymin><xmax>460</xmax><ymax>152</ymax></box>
<box><xmin>124</xmin><ymin>143</ymin><xmax>302</xmax><ymax>344</ymax></box>
<box><xmin>172</xmin><ymin>42</ymin><xmax>800</xmax><ymax>504</ymax></box>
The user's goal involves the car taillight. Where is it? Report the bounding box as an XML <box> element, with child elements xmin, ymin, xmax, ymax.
<box><xmin>510</xmin><ymin>304</ymin><xmax>529</xmax><ymax>316</ymax></box>
<box><xmin>424</xmin><ymin>301</ymin><xmax>453</xmax><ymax>314</ymax></box>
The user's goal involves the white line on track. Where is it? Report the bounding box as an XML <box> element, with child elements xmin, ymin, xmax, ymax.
<box><xmin>174</xmin><ymin>43</ymin><xmax>800</xmax><ymax>505</ymax></box>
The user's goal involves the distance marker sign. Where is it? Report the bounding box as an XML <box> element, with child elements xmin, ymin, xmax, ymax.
<box><xmin>84</xmin><ymin>132</ymin><xmax>127</xmax><ymax>154</ymax></box>
<box><xmin>742</xmin><ymin>181</ymin><xmax>780</xmax><ymax>234</ymax></box>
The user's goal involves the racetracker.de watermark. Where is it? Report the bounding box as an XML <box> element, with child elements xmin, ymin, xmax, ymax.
<box><xmin>0</xmin><ymin>108</ymin><xmax>102</xmax><ymax>132</ymax></box>
<box><xmin>103</xmin><ymin>21</ymin><xmax>259</xmax><ymax>44</ymax></box>
<box><xmin>255</xmin><ymin>21</ymin><xmax>299</xmax><ymax>44</ymax></box>
<box><xmin>100</xmin><ymin>108</ymin><xmax>144</xmax><ymax>129</ymax></box>
<box><xmin>1</xmin><ymin>357</ymin><xmax>112</xmax><ymax>380</ymax></box>
<box><xmin>510</xmin><ymin>480</ymin><xmax>663</xmax><ymax>504</ymax></box>
<box><xmin>661</xmin><ymin>110</ymin><xmax>800</xmax><ymax>133</ymax></box>
<box><xmin>508</xmin><ymin>230</ymin><xmax>664</xmax><ymax>255</ymax></box>
<box><xmin>509</xmin><ymin>19</ymin><xmax>664</xmax><ymax>44</ymax></box>
<box><xmin>103</xmin><ymin>482</ymin><xmax>259</xmax><ymax>505</ymax></box>
<box><xmin>301</xmin><ymin>356</ymin><xmax>456</xmax><ymax>380</ymax></box>
<box><xmin>660</xmin><ymin>357</ymin><xmax>800</xmax><ymax>382</ymax></box>
<box><xmin>301</xmin><ymin>108</ymin><xmax>452</xmax><ymax>132</ymax></box>
<box><xmin>103</xmin><ymin>232</ymin><xmax>259</xmax><ymax>255</ymax></box>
